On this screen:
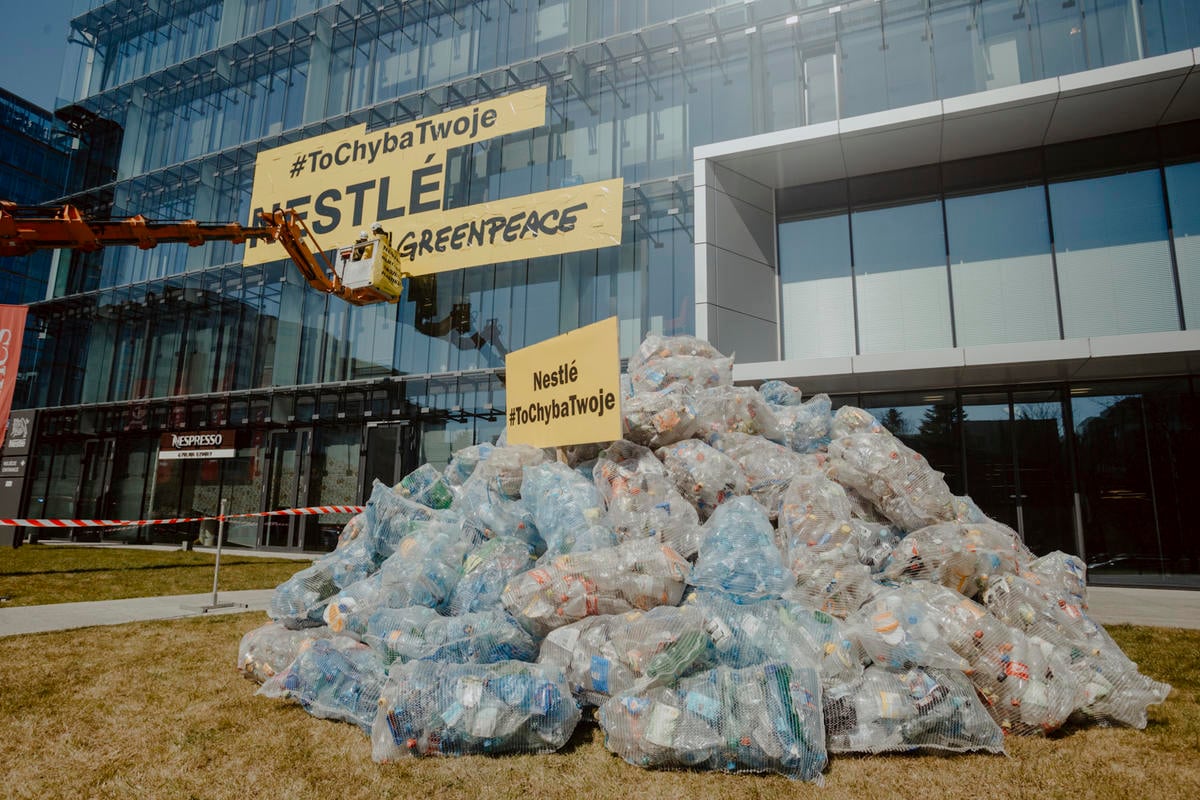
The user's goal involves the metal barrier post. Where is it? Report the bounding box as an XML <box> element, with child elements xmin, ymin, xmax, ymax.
<box><xmin>200</xmin><ymin>498</ymin><xmax>244</xmax><ymax>613</ymax></box>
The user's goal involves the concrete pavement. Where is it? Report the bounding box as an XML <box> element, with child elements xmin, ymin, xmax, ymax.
<box><xmin>0</xmin><ymin>589</ymin><xmax>274</xmax><ymax>637</ymax></box>
<box><xmin>0</xmin><ymin>584</ymin><xmax>1195</xmax><ymax>638</ymax></box>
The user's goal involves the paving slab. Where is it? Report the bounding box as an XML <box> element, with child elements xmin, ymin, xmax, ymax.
<box><xmin>1085</xmin><ymin>586</ymin><xmax>1200</xmax><ymax>630</ymax></box>
<box><xmin>0</xmin><ymin>590</ymin><xmax>272</xmax><ymax>638</ymax></box>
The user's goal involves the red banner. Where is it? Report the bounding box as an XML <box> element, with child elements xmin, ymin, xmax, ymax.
<box><xmin>0</xmin><ymin>304</ymin><xmax>28</xmax><ymax>448</ymax></box>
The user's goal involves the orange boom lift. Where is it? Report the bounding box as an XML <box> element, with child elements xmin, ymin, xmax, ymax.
<box><xmin>0</xmin><ymin>201</ymin><xmax>400</xmax><ymax>307</ymax></box>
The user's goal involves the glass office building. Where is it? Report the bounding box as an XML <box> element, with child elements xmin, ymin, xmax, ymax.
<box><xmin>20</xmin><ymin>0</ymin><xmax>1200</xmax><ymax>584</ymax></box>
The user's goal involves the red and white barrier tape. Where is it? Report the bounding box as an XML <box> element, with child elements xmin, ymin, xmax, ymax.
<box><xmin>0</xmin><ymin>505</ymin><xmax>365</xmax><ymax>529</ymax></box>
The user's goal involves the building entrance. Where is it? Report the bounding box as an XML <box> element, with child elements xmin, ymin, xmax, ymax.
<box><xmin>259</xmin><ymin>428</ymin><xmax>314</xmax><ymax>549</ymax></box>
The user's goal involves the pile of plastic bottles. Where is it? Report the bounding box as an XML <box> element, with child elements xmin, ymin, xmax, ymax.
<box><xmin>240</xmin><ymin>333</ymin><xmax>1170</xmax><ymax>782</ymax></box>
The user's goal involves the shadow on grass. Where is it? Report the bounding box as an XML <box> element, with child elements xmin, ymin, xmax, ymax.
<box><xmin>3</xmin><ymin>560</ymin><xmax>283</xmax><ymax>577</ymax></box>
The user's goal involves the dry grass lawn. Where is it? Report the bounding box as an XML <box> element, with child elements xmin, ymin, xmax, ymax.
<box><xmin>0</xmin><ymin>545</ymin><xmax>306</xmax><ymax>606</ymax></box>
<box><xmin>0</xmin><ymin>613</ymin><xmax>1196</xmax><ymax>800</ymax></box>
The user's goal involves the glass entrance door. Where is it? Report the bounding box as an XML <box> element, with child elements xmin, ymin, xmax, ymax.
<box><xmin>961</xmin><ymin>390</ymin><xmax>1073</xmax><ymax>554</ymax></box>
<box><xmin>260</xmin><ymin>428</ymin><xmax>313</xmax><ymax>549</ymax></box>
<box><xmin>77</xmin><ymin>438</ymin><xmax>116</xmax><ymax>521</ymax></box>
<box><xmin>362</xmin><ymin>421</ymin><xmax>419</xmax><ymax>497</ymax></box>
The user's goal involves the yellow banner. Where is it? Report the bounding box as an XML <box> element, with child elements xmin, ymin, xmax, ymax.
<box><xmin>245</xmin><ymin>86</ymin><xmax>548</xmax><ymax>266</ymax></box>
<box><xmin>505</xmin><ymin>317</ymin><xmax>622</xmax><ymax>448</ymax></box>
<box><xmin>389</xmin><ymin>178</ymin><xmax>623</xmax><ymax>277</ymax></box>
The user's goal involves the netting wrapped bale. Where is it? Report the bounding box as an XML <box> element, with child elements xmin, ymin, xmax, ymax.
<box><xmin>622</xmin><ymin>386</ymin><xmax>701</xmax><ymax>448</ymax></box>
<box><xmin>268</xmin><ymin>514</ymin><xmax>389</xmax><ymax>627</ymax></box>
<box><xmin>501</xmin><ymin>538</ymin><xmax>691</xmax><ymax>637</ymax></box>
<box><xmin>656</xmin><ymin>439</ymin><xmax>748</xmax><ymax>520</ymax></box>
<box><xmin>598</xmin><ymin>663</ymin><xmax>827</xmax><ymax>781</ymax></box>
<box><xmin>454</xmin><ymin>475</ymin><xmax>541</xmax><ymax>547</ymax></box>
<box><xmin>880</xmin><ymin>520</ymin><xmax>1031</xmax><ymax>599</ymax></box>
<box><xmin>463</xmin><ymin>444</ymin><xmax>548</xmax><ymax>498</ymax></box>
<box><xmin>983</xmin><ymin>571</ymin><xmax>1170</xmax><ymax>729</ymax></box>
<box><xmin>237</xmin><ymin>621</ymin><xmax>333</xmax><ymax>683</ymax></box>
<box><xmin>923</xmin><ymin>584</ymin><xmax>1083</xmax><ymax>735</ymax></box>
<box><xmin>757</xmin><ymin>380</ymin><xmax>802</xmax><ymax>406</ymax></box>
<box><xmin>593</xmin><ymin>440</ymin><xmax>704</xmax><ymax>558</ymax></box>
<box><xmin>324</xmin><ymin>516</ymin><xmax>475</xmax><ymax>636</ymax></box>
<box><xmin>823</xmin><ymin>665</ymin><xmax>1004</xmax><ymax>754</ymax></box>
<box><xmin>1028</xmin><ymin>550</ymin><xmax>1088</xmax><ymax>609</ymax></box>
<box><xmin>395</xmin><ymin>462</ymin><xmax>454</xmax><ymax>509</ymax></box>
<box><xmin>691</xmin><ymin>591</ymin><xmax>863</xmax><ymax>688</ymax></box>
<box><xmin>707</xmin><ymin>431</ymin><xmax>817</xmax><ymax>520</ymax></box>
<box><xmin>693</xmin><ymin>386</ymin><xmax>782</xmax><ymax>440</ymax></box>
<box><xmin>448</xmin><ymin>535</ymin><xmax>535</xmax><ymax>615</ymax></box>
<box><xmin>825</xmin><ymin>412</ymin><xmax>958</xmax><ymax>532</ymax></box>
<box><xmin>771</xmin><ymin>393</ymin><xmax>833</xmax><ymax>454</ymax></box>
<box><xmin>537</xmin><ymin>606</ymin><xmax>714</xmax><ymax>706</ymax></box>
<box><xmin>521</xmin><ymin>460</ymin><xmax>616</xmax><ymax>556</ymax></box>
<box><xmin>443</xmin><ymin>443</ymin><xmax>496</xmax><ymax>487</ymax></box>
<box><xmin>629</xmin><ymin>334</ymin><xmax>726</xmax><ymax>373</ymax></box>
<box><xmin>786</xmin><ymin>562</ymin><xmax>877</xmax><ymax>620</ymax></box>
<box><xmin>363</xmin><ymin>606</ymin><xmax>537</xmax><ymax>667</ymax></box>
<box><xmin>360</xmin><ymin>479</ymin><xmax>440</xmax><ymax>557</ymax></box>
<box><xmin>258</xmin><ymin>636</ymin><xmax>385</xmax><ymax>734</ymax></box>
<box><xmin>372</xmin><ymin>660</ymin><xmax>580</xmax><ymax>760</ymax></box>
<box><xmin>689</xmin><ymin>497</ymin><xmax>794</xmax><ymax>601</ymax></box>
<box><xmin>631</xmin><ymin>355</ymin><xmax>733</xmax><ymax>394</ymax></box>
<box><xmin>846</xmin><ymin>584</ymin><xmax>971</xmax><ymax>672</ymax></box>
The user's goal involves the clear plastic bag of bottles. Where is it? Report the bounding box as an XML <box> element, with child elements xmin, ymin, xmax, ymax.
<box><xmin>594</xmin><ymin>440</ymin><xmax>704</xmax><ymax>558</ymax></box>
<box><xmin>598</xmin><ymin>663</ymin><xmax>827</xmax><ymax>781</ymax></box>
<box><xmin>707</xmin><ymin>431</ymin><xmax>818</xmax><ymax>520</ymax></box>
<box><xmin>629</xmin><ymin>334</ymin><xmax>725</xmax><ymax>373</ymax></box>
<box><xmin>501</xmin><ymin>538</ymin><xmax>690</xmax><ymax>637</ymax></box>
<box><xmin>922</xmin><ymin>583</ymin><xmax>1083</xmax><ymax>736</ymax></box>
<box><xmin>846</xmin><ymin>584</ymin><xmax>971</xmax><ymax>672</ymax></box>
<box><xmin>879</xmin><ymin>520</ymin><xmax>1030</xmax><ymax>599</ymax></box>
<box><xmin>466</xmin><ymin>444</ymin><xmax>548</xmax><ymax>499</ymax></box>
<box><xmin>371</xmin><ymin>660</ymin><xmax>580</xmax><ymax>760</ymax></box>
<box><xmin>786</xmin><ymin>561</ymin><xmax>877</xmax><ymax>619</ymax></box>
<box><xmin>324</xmin><ymin>517</ymin><xmax>475</xmax><ymax>636</ymax></box>
<box><xmin>691</xmin><ymin>591</ymin><xmax>863</xmax><ymax>688</ymax></box>
<box><xmin>656</xmin><ymin>439</ymin><xmax>748</xmax><ymax>520</ymax></box>
<box><xmin>631</xmin><ymin>354</ymin><xmax>734</xmax><ymax>394</ymax></box>
<box><xmin>757</xmin><ymin>379</ymin><xmax>802</xmax><ymax>406</ymax></box>
<box><xmin>363</xmin><ymin>607</ymin><xmax>537</xmax><ymax>667</ymax></box>
<box><xmin>771</xmin><ymin>393</ymin><xmax>833</xmax><ymax>454</ymax></box>
<box><xmin>237</xmin><ymin>621</ymin><xmax>333</xmax><ymax>683</ymax></box>
<box><xmin>537</xmin><ymin>606</ymin><xmax>714</xmax><ymax>706</ymax></box>
<box><xmin>268</xmin><ymin>535</ymin><xmax>386</xmax><ymax>628</ymax></box>
<box><xmin>520</xmin><ymin>461</ymin><xmax>615</xmax><ymax>556</ymax></box>
<box><xmin>621</xmin><ymin>386</ymin><xmax>701</xmax><ymax>448</ymax></box>
<box><xmin>689</xmin><ymin>497</ymin><xmax>793</xmax><ymax>601</ymax></box>
<box><xmin>454</xmin><ymin>476</ymin><xmax>542</xmax><ymax>548</ymax></box>
<box><xmin>983</xmin><ymin>572</ymin><xmax>1169</xmax><ymax>729</ymax></box>
<box><xmin>692</xmin><ymin>386</ymin><xmax>782</xmax><ymax>440</ymax></box>
<box><xmin>258</xmin><ymin>636</ymin><xmax>386</xmax><ymax>734</ymax></box>
<box><xmin>823</xmin><ymin>665</ymin><xmax>1004</xmax><ymax>754</ymax></box>
<box><xmin>395</xmin><ymin>463</ymin><xmax>454</xmax><ymax>509</ymax></box>
<box><xmin>448</xmin><ymin>535</ymin><xmax>535</xmax><ymax>615</ymax></box>
<box><xmin>826</xmin><ymin>424</ymin><xmax>958</xmax><ymax>532</ymax></box>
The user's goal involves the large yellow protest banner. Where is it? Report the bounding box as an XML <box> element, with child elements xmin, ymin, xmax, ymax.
<box><xmin>505</xmin><ymin>317</ymin><xmax>622</xmax><ymax>448</ymax></box>
<box><xmin>245</xmin><ymin>86</ymin><xmax>623</xmax><ymax>270</ymax></box>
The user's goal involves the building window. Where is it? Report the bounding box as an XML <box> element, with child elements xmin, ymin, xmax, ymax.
<box><xmin>1049</xmin><ymin>169</ymin><xmax>1178</xmax><ymax>338</ymax></box>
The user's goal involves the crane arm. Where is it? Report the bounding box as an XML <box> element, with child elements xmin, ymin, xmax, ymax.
<box><xmin>0</xmin><ymin>202</ymin><xmax>399</xmax><ymax>306</ymax></box>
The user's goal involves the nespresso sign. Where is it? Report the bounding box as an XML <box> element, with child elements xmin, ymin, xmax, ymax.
<box><xmin>158</xmin><ymin>429</ymin><xmax>237</xmax><ymax>460</ymax></box>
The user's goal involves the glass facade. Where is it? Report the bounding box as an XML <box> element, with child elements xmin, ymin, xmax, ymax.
<box><xmin>17</xmin><ymin>0</ymin><xmax>1200</xmax><ymax>566</ymax></box>
<box><xmin>846</xmin><ymin>379</ymin><xmax>1200</xmax><ymax>588</ymax></box>
<box><xmin>779</xmin><ymin>126</ymin><xmax>1200</xmax><ymax>356</ymax></box>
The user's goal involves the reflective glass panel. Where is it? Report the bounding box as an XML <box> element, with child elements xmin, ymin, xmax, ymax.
<box><xmin>1050</xmin><ymin>169</ymin><xmax>1178</xmax><ymax>338</ymax></box>
<box><xmin>852</xmin><ymin>200</ymin><xmax>953</xmax><ymax>353</ymax></box>
<box><xmin>1165</xmin><ymin>161</ymin><xmax>1200</xmax><ymax>329</ymax></box>
<box><xmin>946</xmin><ymin>186</ymin><xmax>1060</xmax><ymax>345</ymax></box>
<box><xmin>778</xmin><ymin>214</ymin><xmax>856</xmax><ymax>358</ymax></box>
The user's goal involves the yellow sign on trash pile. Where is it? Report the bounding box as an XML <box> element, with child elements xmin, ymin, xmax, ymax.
<box><xmin>505</xmin><ymin>316</ymin><xmax>622</xmax><ymax>448</ymax></box>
